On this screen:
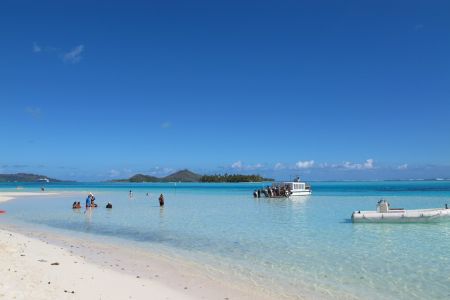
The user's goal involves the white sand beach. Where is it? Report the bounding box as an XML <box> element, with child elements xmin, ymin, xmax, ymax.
<box><xmin>0</xmin><ymin>193</ymin><xmax>275</xmax><ymax>300</ymax></box>
<box><xmin>0</xmin><ymin>192</ymin><xmax>62</xmax><ymax>203</ymax></box>
<box><xmin>0</xmin><ymin>229</ymin><xmax>196</xmax><ymax>300</ymax></box>
<box><xmin>0</xmin><ymin>227</ymin><xmax>273</xmax><ymax>300</ymax></box>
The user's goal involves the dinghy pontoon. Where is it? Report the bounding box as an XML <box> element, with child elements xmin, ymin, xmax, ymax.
<box><xmin>352</xmin><ymin>199</ymin><xmax>450</xmax><ymax>223</ymax></box>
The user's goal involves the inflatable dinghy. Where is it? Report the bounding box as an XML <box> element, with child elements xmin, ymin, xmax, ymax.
<box><xmin>352</xmin><ymin>200</ymin><xmax>450</xmax><ymax>223</ymax></box>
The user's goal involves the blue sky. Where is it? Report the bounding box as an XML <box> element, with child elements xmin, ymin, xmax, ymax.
<box><xmin>1</xmin><ymin>0</ymin><xmax>449</xmax><ymax>181</ymax></box>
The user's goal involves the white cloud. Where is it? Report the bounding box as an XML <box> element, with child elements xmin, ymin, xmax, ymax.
<box><xmin>274</xmin><ymin>162</ymin><xmax>285</xmax><ymax>170</ymax></box>
<box><xmin>230</xmin><ymin>161</ymin><xmax>264</xmax><ymax>170</ymax></box>
<box><xmin>33</xmin><ymin>42</ymin><xmax>41</xmax><ymax>53</ymax></box>
<box><xmin>63</xmin><ymin>45</ymin><xmax>84</xmax><ymax>63</ymax></box>
<box><xmin>295</xmin><ymin>160</ymin><xmax>315</xmax><ymax>169</ymax></box>
<box><xmin>342</xmin><ymin>162</ymin><xmax>356</xmax><ymax>169</ymax></box>
<box><xmin>364</xmin><ymin>159</ymin><xmax>374</xmax><ymax>169</ymax></box>
<box><xmin>397</xmin><ymin>163</ymin><xmax>408</xmax><ymax>170</ymax></box>
<box><xmin>231</xmin><ymin>161</ymin><xmax>243</xmax><ymax>169</ymax></box>
<box><xmin>341</xmin><ymin>159</ymin><xmax>374</xmax><ymax>170</ymax></box>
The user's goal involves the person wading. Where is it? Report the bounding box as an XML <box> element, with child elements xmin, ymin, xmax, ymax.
<box><xmin>159</xmin><ymin>194</ymin><xmax>165</xmax><ymax>207</ymax></box>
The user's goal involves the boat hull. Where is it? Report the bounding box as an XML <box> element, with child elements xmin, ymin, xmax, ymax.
<box><xmin>290</xmin><ymin>190</ymin><xmax>312</xmax><ymax>196</ymax></box>
<box><xmin>352</xmin><ymin>208</ymin><xmax>450</xmax><ymax>223</ymax></box>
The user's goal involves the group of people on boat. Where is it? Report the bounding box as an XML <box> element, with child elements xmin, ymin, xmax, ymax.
<box><xmin>253</xmin><ymin>185</ymin><xmax>291</xmax><ymax>198</ymax></box>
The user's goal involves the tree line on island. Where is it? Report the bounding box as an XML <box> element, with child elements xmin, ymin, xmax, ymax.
<box><xmin>200</xmin><ymin>174</ymin><xmax>273</xmax><ymax>183</ymax></box>
<box><xmin>2</xmin><ymin>171</ymin><xmax>450</xmax><ymax>183</ymax></box>
<box><xmin>112</xmin><ymin>169</ymin><xmax>274</xmax><ymax>183</ymax></box>
<box><xmin>0</xmin><ymin>170</ymin><xmax>273</xmax><ymax>183</ymax></box>
<box><xmin>0</xmin><ymin>173</ymin><xmax>62</xmax><ymax>183</ymax></box>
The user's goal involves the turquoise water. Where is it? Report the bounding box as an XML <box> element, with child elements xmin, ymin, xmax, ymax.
<box><xmin>1</xmin><ymin>181</ymin><xmax>450</xmax><ymax>299</ymax></box>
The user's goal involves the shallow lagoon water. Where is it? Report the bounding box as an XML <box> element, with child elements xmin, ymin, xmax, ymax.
<box><xmin>2</xmin><ymin>181</ymin><xmax>450</xmax><ymax>299</ymax></box>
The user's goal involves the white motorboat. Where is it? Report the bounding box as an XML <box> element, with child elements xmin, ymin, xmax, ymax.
<box><xmin>283</xmin><ymin>180</ymin><xmax>312</xmax><ymax>196</ymax></box>
<box><xmin>253</xmin><ymin>177</ymin><xmax>312</xmax><ymax>198</ymax></box>
<box><xmin>352</xmin><ymin>199</ymin><xmax>450</xmax><ymax>223</ymax></box>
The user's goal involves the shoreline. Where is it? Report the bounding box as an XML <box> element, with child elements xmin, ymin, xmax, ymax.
<box><xmin>0</xmin><ymin>193</ymin><xmax>280</xmax><ymax>300</ymax></box>
<box><xmin>0</xmin><ymin>192</ymin><xmax>56</xmax><ymax>203</ymax></box>
<box><xmin>0</xmin><ymin>223</ymin><xmax>277</xmax><ymax>300</ymax></box>
<box><xmin>0</xmin><ymin>192</ymin><xmax>73</xmax><ymax>204</ymax></box>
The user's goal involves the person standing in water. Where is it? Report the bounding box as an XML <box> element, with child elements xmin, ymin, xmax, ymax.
<box><xmin>129</xmin><ymin>190</ymin><xmax>133</xmax><ymax>198</ymax></box>
<box><xmin>85</xmin><ymin>194</ymin><xmax>91</xmax><ymax>208</ymax></box>
<box><xmin>159</xmin><ymin>194</ymin><xmax>164</xmax><ymax>207</ymax></box>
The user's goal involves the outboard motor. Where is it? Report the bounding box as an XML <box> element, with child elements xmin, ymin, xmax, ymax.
<box><xmin>376</xmin><ymin>199</ymin><xmax>389</xmax><ymax>213</ymax></box>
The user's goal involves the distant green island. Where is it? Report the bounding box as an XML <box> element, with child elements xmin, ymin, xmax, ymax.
<box><xmin>0</xmin><ymin>170</ymin><xmax>273</xmax><ymax>183</ymax></box>
<box><xmin>200</xmin><ymin>174</ymin><xmax>274</xmax><ymax>183</ymax></box>
<box><xmin>0</xmin><ymin>173</ymin><xmax>61</xmax><ymax>183</ymax></box>
<box><xmin>113</xmin><ymin>169</ymin><xmax>274</xmax><ymax>183</ymax></box>
<box><xmin>112</xmin><ymin>169</ymin><xmax>202</xmax><ymax>182</ymax></box>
